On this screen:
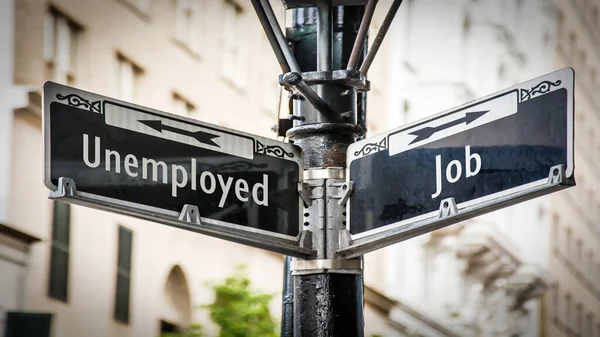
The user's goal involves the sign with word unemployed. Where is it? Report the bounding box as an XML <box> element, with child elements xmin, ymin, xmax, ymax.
<box><xmin>344</xmin><ymin>68</ymin><xmax>575</xmax><ymax>248</ymax></box>
<box><xmin>43</xmin><ymin>82</ymin><xmax>307</xmax><ymax>256</ymax></box>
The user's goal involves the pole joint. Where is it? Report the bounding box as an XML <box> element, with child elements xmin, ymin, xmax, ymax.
<box><xmin>291</xmin><ymin>257</ymin><xmax>363</xmax><ymax>275</ymax></box>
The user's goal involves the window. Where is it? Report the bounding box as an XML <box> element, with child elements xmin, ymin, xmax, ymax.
<box><xmin>565</xmin><ymin>293</ymin><xmax>571</xmax><ymax>329</ymax></box>
<box><xmin>221</xmin><ymin>1</ymin><xmax>244</xmax><ymax>85</ymax></box>
<box><xmin>551</xmin><ymin>215</ymin><xmax>559</xmax><ymax>249</ymax></box>
<box><xmin>462</xmin><ymin>13</ymin><xmax>472</xmax><ymax>35</ymax></box>
<box><xmin>552</xmin><ymin>283</ymin><xmax>560</xmax><ymax>321</ymax></box>
<box><xmin>160</xmin><ymin>320</ymin><xmax>180</xmax><ymax>334</ymax></box>
<box><xmin>588</xmin><ymin>251</ymin><xmax>594</xmax><ymax>279</ymax></box>
<box><xmin>114</xmin><ymin>226</ymin><xmax>133</xmax><ymax>323</ymax></box>
<box><xmin>121</xmin><ymin>0</ymin><xmax>150</xmax><ymax>14</ymax></box>
<box><xmin>135</xmin><ymin>0</ymin><xmax>150</xmax><ymax>12</ymax></box>
<box><xmin>171</xmin><ymin>93</ymin><xmax>195</xmax><ymax>115</ymax></box>
<box><xmin>566</xmin><ymin>227</ymin><xmax>572</xmax><ymax>259</ymax></box>
<box><xmin>4</xmin><ymin>312</ymin><xmax>53</xmax><ymax>337</ymax></box>
<box><xmin>48</xmin><ymin>201</ymin><xmax>70</xmax><ymax>302</ymax></box>
<box><xmin>44</xmin><ymin>7</ymin><xmax>81</xmax><ymax>84</ymax></box>
<box><xmin>586</xmin><ymin>314</ymin><xmax>593</xmax><ymax>337</ymax></box>
<box><xmin>569</xmin><ymin>32</ymin><xmax>577</xmax><ymax>56</ymax></box>
<box><xmin>579</xmin><ymin>51</ymin><xmax>587</xmax><ymax>69</ymax></box>
<box><xmin>576</xmin><ymin>239</ymin><xmax>583</xmax><ymax>266</ymax></box>
<box><xmin>174</xmin><ymin>0</ymin><xmax>201</xmax><ymax>50</ymax></box>
<box><xmin>164</xmin><ymin>265</ymin><xmax>192</xmax><ymax>322</ymax></box>
<box><xmin>498</xmin><ymin>63</ymin><xmax>506</xmax><ymax>80</ymax></box>
<box><xmin>401</xmin><ymin>99</ymin><xmax>411</xmax><ymax>124</ymax></box>
<box><xmin>576</xmin><ymin>304</ymin><xmax>582</xmax><ymax>335</ymax></box>
<box><xmin>116</xmin><ymin>54</ymin><xmax>143</xmax><ymax>103</ymax></box>
<box><xmin>422</xmin><ymin>248</ymin><xmax>432</xmax><ymax>300</ymax></box>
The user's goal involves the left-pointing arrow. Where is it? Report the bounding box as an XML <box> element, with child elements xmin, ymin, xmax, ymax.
<box><xmin>139</xmin><ymin>120</ymin><xmax>221</xmax><ymax>147</ymax></box>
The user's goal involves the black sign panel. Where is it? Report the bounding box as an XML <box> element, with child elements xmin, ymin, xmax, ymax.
<box><xmin>347</xmin><ymin>68</ymin><xmax>575</xmax><ymax>238</ymax></box>
<box><xmin>43</xmin><ymin>82</ymin><xmax>303</xmax><ymax>245</ymax></box>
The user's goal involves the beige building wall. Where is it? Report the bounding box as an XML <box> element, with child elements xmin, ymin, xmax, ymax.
<box><xmin>5</xmin><ymin>0</ymin><xmax>398</xmax><ymax>336</ymax></box>
<box><xmin>546</xmin><ymin>0</ymin><xmax>600</xmax><ymax>336</ymax></box>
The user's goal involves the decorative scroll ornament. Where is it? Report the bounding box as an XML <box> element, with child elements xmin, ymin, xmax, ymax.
<box><xmin>354</xmin><ymin>137</ymin><xmax>387</xmax><ymax>157</ymax></box>
<box><xmin>255</xmin><ymin>140</ymin><xmax>294</xmax><ymax>158</ymax></box>
<box><xmin>519</xmin><ymin>80</ymin><xmax>562</xmax><ymax>102</ymax></box>
<box><xmin>56</xmin><ymin>94</ymin><xmax>102</xmax><ymax>114</ymax></box>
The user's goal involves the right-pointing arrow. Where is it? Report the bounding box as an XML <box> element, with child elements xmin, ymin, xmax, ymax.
<box><xmin>408</xmin><ymin>110</ymin><xmax>489</xmax><ymax>145</ymax></box>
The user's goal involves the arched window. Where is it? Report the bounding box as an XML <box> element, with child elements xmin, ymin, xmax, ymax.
<box><xmin>578</xmin><ymin>50</ymin><xmax>587</xmax><ymax>70</ymax></box>
<box><xmin>551</xmin><ymin>214</ymin><xmax>559</xmax><ymax>249</ymax></box>
<box><xmin>161</xmin><ymin>265</ymin><xmax>192</xmax><ymax>331</ymax></box>
<box><xmin>565</xmin><ymin>227</ymin><xmax>572</xmax><ymax>260</ymax></box>
<box><xmin>569</xmin><ymin>32</ymin><xmax>577</xmax><ymax>56</ymax></box>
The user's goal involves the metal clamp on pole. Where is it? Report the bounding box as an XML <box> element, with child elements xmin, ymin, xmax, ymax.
<box><xmin>281</xmin><ymin>72</ymin><xmax>335</xmax><ymax>117</ymax></box>
<box><xmin>304</xmin><ymin>167</ymin><xmax>346</xmax><ymax>180</ymax></box>
<box><xmin>291</xmin><ymin>257</ymin><xmax>363</xmax><ymax>275</ymax></box>
<box><xmin>329</xmin><ymin>180</ymin><xmax>353</xmax><ymax>206</ymax></box>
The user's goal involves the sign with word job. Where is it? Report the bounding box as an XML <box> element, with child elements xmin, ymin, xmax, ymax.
<box><xmin>345</xmin><ymin>67</ymin><xmax>575</xmax><ymax>245</ymax></box>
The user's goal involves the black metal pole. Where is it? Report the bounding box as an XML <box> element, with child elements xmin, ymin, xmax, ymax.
<box><xmin>281</xmin><ymin>255</ymin><xmax>294</xmax><ymax>337</ymax></box>
<box><xmin>251</xmin><ymin>2</ymin><xmax>401</xmax><ymax>334</ymax></box>
<box><xmin>360</xmin><ymin>0</ymin><xmax>403</xmax><ymax>74</ymax></box>
<box><xmin>347</xmin><ymin>0</ymin><xmax>377</xmax><ymax>70</ymax></box>
<box><xmin>286</xmin><ymin>3</ymin><xmax>366</xmax><ymax>336</ymax></box>
<box><xmin>250</xmin><ymin>0</ymin><xmax>291</xmax><ymax>73</ymax></box>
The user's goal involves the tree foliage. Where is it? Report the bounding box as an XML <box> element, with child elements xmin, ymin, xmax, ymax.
<box><xmin>161</xmin><ymin>265</ymin><xmax>278</xmax><ymax>337</ymax></box>
<box><xmin>203</xmin><ymin>265</ymin><xmax>278</xmax><ymax>337</ymax></box>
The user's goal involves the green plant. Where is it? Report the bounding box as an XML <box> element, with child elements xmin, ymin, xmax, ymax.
<box><xmin>162</xmin><ymin>265</ymin><xmax>278</xmax><ymax>337</ymax></box>
<box><xmin>203</xmin><ymin>265</ymin><xmax>278</xmax><ymax>337</ymax></box>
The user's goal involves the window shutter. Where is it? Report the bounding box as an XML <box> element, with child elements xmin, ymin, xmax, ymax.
<box><xmin>114</xmin><ymin>226</ymin><xmax>133</xmax><ymax>323</ymax></box>
<box><xmin>4</xmin><ymin>312</ymin><xmax>53</xmax><ymax>337</ymax></box>
<box><xmin>48</xmin><ymin>201</ymin><xmax>70</xmax><ymax>302</ymax></box>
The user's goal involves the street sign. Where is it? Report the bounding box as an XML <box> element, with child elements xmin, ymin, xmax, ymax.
<box><xmin>43</xmin><ymin>82</ymin><xmax>313</xmax><ymax>257</ymax></box>
<box><xmin>340</xmin><ymin>67</ymin><xmax>575</xmax><ymax>257</ymax></box>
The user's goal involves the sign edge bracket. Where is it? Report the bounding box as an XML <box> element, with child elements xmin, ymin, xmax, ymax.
<box><xmin>49</xmin><ymin>177</ymin><xmax>78</xmax><ymax>199</ymax></box>
<box><xmin>178</xmin><ymin>204</ymin><xmax>202</xmax><ymax>226</ymax></box>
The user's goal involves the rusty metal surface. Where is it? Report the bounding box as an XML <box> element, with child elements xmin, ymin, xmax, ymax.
<box><xmin>293</xmin><ymin>273</ymin><xmax>364</xmax><ymax>337</ymax></box>
<box><xmin>287</xmin><ymin>123</ymin><xmax>362</xmax><ymax>168</ymax></box>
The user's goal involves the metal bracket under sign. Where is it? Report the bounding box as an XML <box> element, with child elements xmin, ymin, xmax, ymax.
<box><xmin>336</xmin><ymin>164</ymin><xmax>574</xmax><ymax>259</ymax></box>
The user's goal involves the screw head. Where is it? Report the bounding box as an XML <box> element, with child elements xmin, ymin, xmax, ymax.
<box><xmin>283</xmin><ymin>72</ymin><xmax>301</xmax><ymax>85</ymax></box>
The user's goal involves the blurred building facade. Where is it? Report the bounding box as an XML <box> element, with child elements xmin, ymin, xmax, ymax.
<box><xmin>0</xmin><ymin>0</ymin><xmax>407</xmax><ymax>336</ymax></box>
<box><xmin>369</xmin><ymin>0</ymin><xmax>600</xmax><ymax>336</ymax></box>
<box><xmin>0</xmin><ymin>0</ymin><xmax>599</xmax><ymax>337</ymax></box>
<box><xmin>3</xmin><ymin>1</ymin><xmax>294</xmax><ymax>336</ymax></box>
